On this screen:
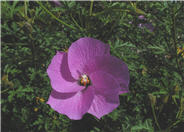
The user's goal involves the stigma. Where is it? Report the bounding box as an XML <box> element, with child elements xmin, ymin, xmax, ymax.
<box><xmin>79</xmin><ymin>74</ymin><xmax>91</xmax><ymax>87</ymax></box>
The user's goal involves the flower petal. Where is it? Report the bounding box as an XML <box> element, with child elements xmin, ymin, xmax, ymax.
<box><xmin>68</xmin><ymin>37</ymin><xmax>110</xmax><ymax>79</ymax></box>
<box><xmin>47</xmin><ymin>87</ymin><xmax>94</xmax><ymax>120</ymax></box>
<box><xmin>87</xmin><ymin>71</ymin><xmax>120</xmax><ymax>119</ymax></box>
<box><xmin>47</xmin><ymin>51</ymin><xmax>84</xmax><ymax>93</ymax></box>
<box><xmin>84</xmin><ymin>56</ymin><xmax>130</xmax><ymax>94</ymax></box>
<box><xmin>53</xmin><ymin>0</ymin><xmax>61</xmax><ymax>6</ymax></box>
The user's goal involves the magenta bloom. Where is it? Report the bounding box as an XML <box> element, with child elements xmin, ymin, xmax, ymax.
<box><xmin>52</xmin><ymin>0</ymin><xmax>61</xmax><ymax>6</ymax></box>
<box><xmin>47</xmin><ymin>37</ymin><xmax>129</xmax><ymax>120</ymax></box>
<box><xmin>138</xmin><ymin>15</ymin><xmax>146</xmax><ymax>20</ymax></box>
<box><xmin>138</xmin><ymin>15</ymin><xmax>154</xmax><ymax>32</ymax></box>
<box><xmin>138</xmin><ymin>23</ymin><xmax>154</xmax><ymax>32</ymax></box>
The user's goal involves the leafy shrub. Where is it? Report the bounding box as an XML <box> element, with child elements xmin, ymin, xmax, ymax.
<box><xmin>1</xmin><ymin>1</ymin><xmax>184</xmax><ymax>132</ymax></box>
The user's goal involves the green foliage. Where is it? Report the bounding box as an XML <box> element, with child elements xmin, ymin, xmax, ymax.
<box><xmin>1</xmin><ymin>1</ymin><xmax>184</xmax><ymax>132</ymax></box>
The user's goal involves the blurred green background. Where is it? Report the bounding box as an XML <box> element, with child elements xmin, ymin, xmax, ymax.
<box><xmin>1</xmin><ymin>1</ymin><xmax>184</xmax><ymax>132</ymax></box>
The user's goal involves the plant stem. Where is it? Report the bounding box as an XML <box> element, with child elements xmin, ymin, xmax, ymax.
<box><xmin>36</xmin><ymin>1</ymin><xmax>76</xmax><ymax>30</ymax></box>
<box><xmin>89</xmin><ymin>0</ymin><xmax>94</xmax><ymax>16</ymax></box>
<box><xmin>0</xmin><ymin>88</ymin><xmax>10</xmax><ymax>94</ymax></box>
<box><xmin>165</xmin><ymin>6</ymin><xmax>184</xmax><ymax>131</ymax></box>
<box><xmin>167</xmin><ymin>119</ymin><xmax>183</xmax><ymax>131</ymax></box>
<box><xmin>70</xmin><ymin>14</ymin><xmax>84</xmax><ymax>32</ymax></box>
<box><xmin>93</xmin><ymin>8</ymin><xmax>129</xmax><ymax>17</ymax></box>
<box><xmin>151</xmin><ymin>104</ymin><xmax>161</xmax><ymax>130</ymax></box>
<box><xmin>172</xmin><ymin>6</ymin><xmax>184</xmax><ymax>112</ymax></box>
<box><xmin>24</xmin><ymin>0</ymin><xmax>28</xmax><ymax>17</ymax></box>
<box><xmin>28</xmin><ymin>34</ymin><xmax>36</xmax><ymax>69</ymax></box>
<box><xmin>172</xmin><ymin>6</ymin><xmax>184</xmax><ymax>86</ymax></box>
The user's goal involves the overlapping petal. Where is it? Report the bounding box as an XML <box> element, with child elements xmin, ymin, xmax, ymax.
<box><xmin>47</xmin><ymin>87</ymin><xmax>94</xmax><ymax>120</ymax></box>
<box><xmin>47</xmin><ymin>51</ymin><xmax>84</xmax><ymax>93</ymax></box>
<box><xmin>87</xmin><ymin>71</ymin><xmax>120</xmax><ymax>119</ymax></box>
<box><xmin>68</xmin><ymin>37</ymin><xmax>110</xmax><ymax>79</ymax></box>
<box><xmin>84</xmin><ymin>56</ymin><xmax>129</xmax><ymax>94</ymax></box>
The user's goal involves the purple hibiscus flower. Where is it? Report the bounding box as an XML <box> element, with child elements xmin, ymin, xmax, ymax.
<box><xmin>138</xmin><ymin>15</ymin><xmax>146</xmax><ymax>20</ymax></box>
<box><xmin>138</xmin><ymin>15</ymin><xmax>154</xmax><ymax>32</ymax></box>
<box><xmin>138</xmin><ymin>23</ymin><xmax>154</xmax><ymax>32</ymax></box>
<box><xmin>52</xmin><ymin>0</ymin><xmax>61</xmax><ymax>6</ymax></box>
<box><xmin>47</xmin><ymin>37</ymin><xmax>130</xmax><ymax>120</ymax></box>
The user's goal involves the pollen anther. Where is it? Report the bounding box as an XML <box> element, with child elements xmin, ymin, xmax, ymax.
<box><xmin>79</xmin><ymin>74</ymin><xmax>91</xmax><ymax>87</ymax></box>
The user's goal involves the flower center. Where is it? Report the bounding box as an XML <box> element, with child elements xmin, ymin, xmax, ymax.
<box><xmin>79</xmin><ymin>74</ymin><xmax>91</xmax><ymax>87</ymax></box>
